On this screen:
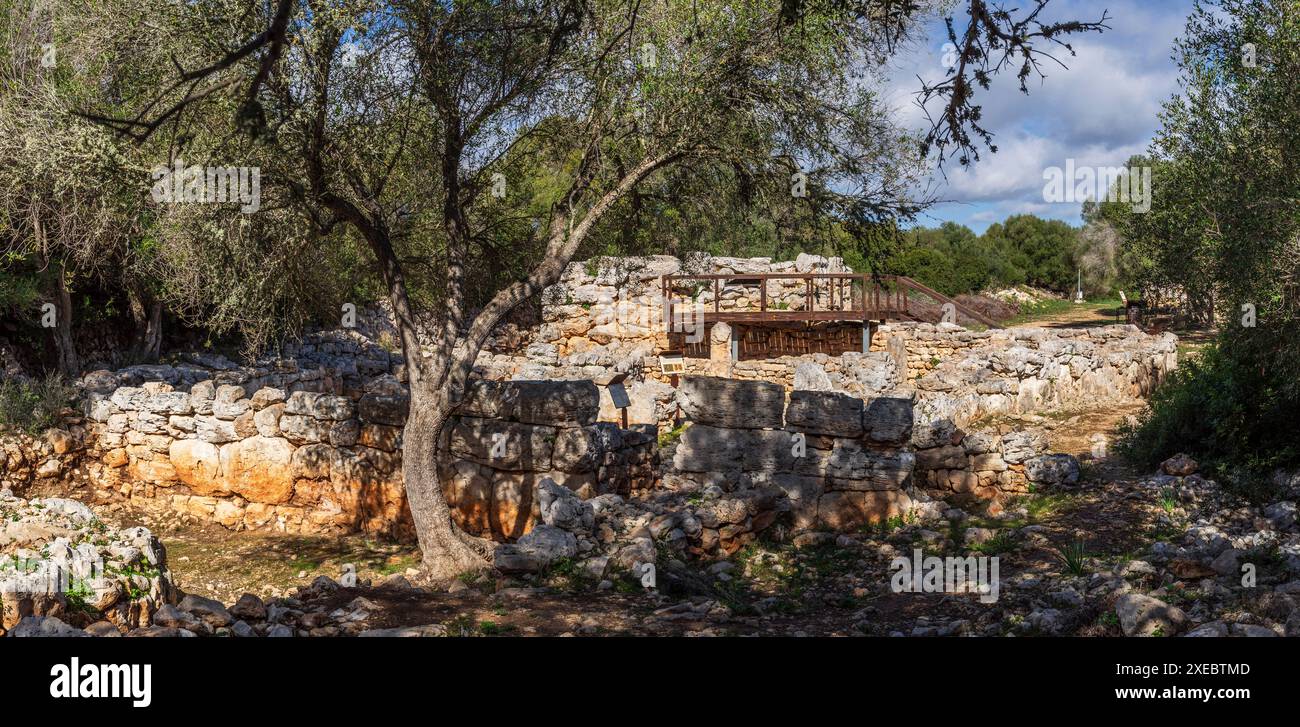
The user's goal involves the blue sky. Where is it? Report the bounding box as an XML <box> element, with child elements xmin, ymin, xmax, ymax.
<box><xmin>884</xmin><ymin>0</ymin><xmax>1194</xmax><ymax>233</ymax></box>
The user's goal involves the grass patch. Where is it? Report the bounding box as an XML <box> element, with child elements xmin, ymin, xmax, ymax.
<box><xmin>1053</xmin><ymin>540</ymin><xmax>1090</xmax><ymax>576</ymax></box>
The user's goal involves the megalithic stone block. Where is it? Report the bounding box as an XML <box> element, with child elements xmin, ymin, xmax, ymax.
<box><xmin>676</xmin><ymin>376</ymin><xmax>785</xmax><ymax>430</ymax></box>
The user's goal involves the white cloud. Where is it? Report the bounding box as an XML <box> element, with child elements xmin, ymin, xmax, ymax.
<box><xmin>880</xmin><ymin>0</ymin><xmax>1188</xmax><ymax>228</ymax></box>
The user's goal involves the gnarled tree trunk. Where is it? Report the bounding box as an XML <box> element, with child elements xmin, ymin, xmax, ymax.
<box><xmin>401</xmin><ymin>381</ymin><xmax>494</xmax><ymax>580</ymax></box>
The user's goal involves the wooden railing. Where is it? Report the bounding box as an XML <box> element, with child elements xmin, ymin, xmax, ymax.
<box><xmin>660</xmin><ymin>272</ymin><xmax>910</xmax><ymax>322</ymax></box>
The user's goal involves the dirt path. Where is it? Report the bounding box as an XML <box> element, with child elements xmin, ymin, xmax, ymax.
<box><xmin>1009</xmin><ymin>300</ymin><xmax>1125</xmax><ymax>329</ymax></box>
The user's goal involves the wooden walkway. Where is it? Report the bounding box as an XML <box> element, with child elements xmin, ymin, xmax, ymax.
<box><xmin>660</xmin><ymin>272</ymin><xmax>1001</xmax><ymax>328</ymax></box>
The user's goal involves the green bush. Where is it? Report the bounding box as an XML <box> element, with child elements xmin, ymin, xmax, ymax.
<box><xmin>1117</xmin><ymin>336</ymin><xmax>1300</xmax><ymax>501</ymax></box>
<box><xmin>0</xmin><ymin>372</ymin><xmax>76</xmax><ymax>434</ymax></box>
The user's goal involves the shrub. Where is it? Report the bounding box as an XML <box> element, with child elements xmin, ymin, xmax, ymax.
<box><xmin>1117</xmin><ymin>336</ymin><xmax>1300</xmax><ymax>501</ymax></box>
<box><xmin>0</xmin><ymin>372</ymin><xmax>76</xmax><ymax>434</ymax></box>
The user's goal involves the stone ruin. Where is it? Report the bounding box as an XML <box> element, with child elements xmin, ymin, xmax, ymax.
<box><xmin>0</xmin><ymin>254</ymin><xmax>1180</xmax><ymax>551</ymax></box>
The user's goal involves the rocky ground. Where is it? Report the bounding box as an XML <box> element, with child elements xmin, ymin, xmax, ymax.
<box><xmin>7</xmin><ymin>436</ymin><xmax>1299</xmax><ymax>637</ymax></box>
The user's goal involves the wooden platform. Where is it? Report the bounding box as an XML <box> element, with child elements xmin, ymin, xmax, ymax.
<box><xmin>661</xmin><ymin>272</ymin><xmax>999</xmax><ymax>325</ymax></box>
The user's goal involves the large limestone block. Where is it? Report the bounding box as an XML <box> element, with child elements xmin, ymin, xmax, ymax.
<box><xmin>254</xmin><ymin>403</ymin><xmax>284</xmax><ymax>438</ymax></box>
<box><xmin>358</xmin><ymin>423</ymin><xmax>402</xmax><ymax>452</ymax></box>
<box><xmin>515</xmin><ymin>380</ymin><xmax>599</xmax><ymax>426</ymax></box>
<box><xmin>290</xmin><ymin>443</ymin><xmax>341</xmax><ymax>480</ymax></box>
<box><xmin>448</xmin><ymin>416</ymin><xmax>556</xmax><ymax>472</ymax></box>
<box><xmin>740</xmin><ymin>429</ymin><xmax>806</xmax><ymax>473</ymax></box>
<box><xmin>358</xmin><ymin>392</ymin><xmax>410</xmax><ymax>426</ymax></box>
<box><xmin>278</xmin><ymin>414</ymin><xmax>329</xmax><ymax>445</ymax></box>
<box><xmin>670</xmin><ymin>423</ymin><xmax>746</xmax><ymax>472</ymax></box>
<box><xmin>551</xmin><ymin>424</ymin><xmax>620</xmax><ymax>473</ymax></box>
<box><xmin>862</xmin><ymin>396</ymin><xmax>913</xmax><ymax>445</ymax></box>
<box><xmin>460</xmin><ymin>379</ymin><xmax>599</xmax><ymax>427</ymax></box>
<box><xmin>109</xmin><ymin>387</ymin><xmax>149</xmax><ymax>411</ymax></box>
<box><xmin>1025</xmin><ymin>453</ymin><xmax>1081</xmax><ymax>486</ymax></box>
<box><xmin>284</xmin><ymin>391</ymin><xmax>356</xmax><ymax>421</ymax></box>
<box><xmin>143</xmin><ymin>391</ymin><xmax>193</xmax><ymax>415</ymax></box>
<box><xmin>816</xmin><ymin>489</ymin><xmax>912</xmax><ymax>530</ymax></box>
<box><xmin>676</xmin><ymin>376</ymin><xmax>785</xmax><ymax>430</ymax></box>
<box><xmin>490</xmin><ymin>471</ymin><xmax>541</xmax><ymax>540</ymax></box>
<box><xmin>441</xmin><ymin>460</ymin><xmax>492</xmax><ymax>536</ymax></box>
<box><xmin>212</xmin><ymin>385</ymin><xmax>251</xmax><ymax>420</ymax></box>
<box><xmin>169</xmin><ymin>439</ymin><xmax>226</xmax><ymax>496</ymax></box>
<box><xmin>195</xmin><ymin>416</ymin><xmax>239</xmax><ymax>444</ymax></box>
<box><xmin>826</xmin><ymin>440</ymin><xmax>915</xmax><ymax>489</ymax></box>
<box><xmin>915</xmin><ymin>444</ymin><xmax>967</xmax><ymax>471</ymax></box>
<box><xmin>785</xmin><ymin>390</ymin><xmax>864</xmax><ymax>438</ymax></box>
<box><xmin>219</xmin><ymin>436</ymin><xmax>296</xmax><ymax>504</ymax></box>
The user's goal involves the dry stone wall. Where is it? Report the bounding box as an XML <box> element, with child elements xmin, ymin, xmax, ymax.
<box><xmin>666</xmin><ymin>376</ymin><xmax>920</xmax><ymax>533</ymax></box>
<box><xmin>439</xmin><ymin>380</ymin><xmax>657</xmax><ymax>541</ymax></box>
<box><xmin>7</xmin><ymin>354</ymin><xmax>658</xmax><ymax>544</ymax></box>
<box><xmin>873</xmin><ymin>322</ymin><xmax>1178</xmax><ymax>428</ymax></box>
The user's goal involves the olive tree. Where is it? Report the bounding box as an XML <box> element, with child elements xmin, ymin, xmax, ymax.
<box><xmin>86</xmin><ymin>0</ymin><xmax>1105</xmax><ymax>578</ymax></box>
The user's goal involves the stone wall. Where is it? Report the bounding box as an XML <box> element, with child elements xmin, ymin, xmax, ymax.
<box><xmin>666</xmin><ymin>376</ymin><xmax>919</xmax><ymax>532</ymax></box>
<box><xmin>529</xmin><ymin>253</ymin><xmax>852</xmax><ymax>360</ymax></box>
<box><xmin>439</xmin><ymin>380</ymin><xmax>657</xmax><ymax>541</ymax></box>
<box><xmin>909</xmin><ymin>419</ymin><xmax>1074</xmax><ymax>511</ymax></box>
<box><xmin>83</xmin><ymin>371</ymin><xmax>413</xmax><ymax>539</ymax></box>
<box><xmin>875</xmin><ymin>322</ymin><xmax>1178</xmax><ymax>430</ymax></box>
<box><xmin>8</xmin><ymin>358</ymin><xmax>657</xmax><ymax>543</ymax></box>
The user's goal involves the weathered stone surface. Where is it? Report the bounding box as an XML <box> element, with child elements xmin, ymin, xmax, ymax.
<box><xmin>448</xmin><ymin>417</ymin><xmax>555</xmax><ymax>472</ymax></box>
<box><xmin>1115</xmin><ymin>593</ymin><xmax>1188</xmax><ymax>637</ymax></box>
<box><xmin>179</xmin><ymin>593</ymin><xmax>233</xmax><ymax>627</ymax></box>
<box><xmin>514</xmin><ymin>380</ymin><xmax>599</xmax><ymax>426</ymax></box>
<box><xmin>219</xmin><ymin>436</ymin><xmax>296</xmax><ymax>504</ymax></box>
<box><xmin>290</xmin><ymin>444</ymin><xmax>340</xmax><ymax>480</ymax></box>
<box><xmin>196</xmin><ymin>416</ymin><xmax>240</xmax><ymax>444</ymax></box>
<box><xmin>490</xmin><ymin>471</ymin><xmax>539</xmax><ymax>539</ymax></box>
<box><xmin>212</xmin><ymin>385</ymin><xmax>251</xmax><ymax>420</ymax></box>
<box><xmin>862</xmin><ymin>396</ymin><xmax>912</xmax><ymax>445</ymax></box>
<box><xmin>358</xmin><ymin>393</ymin><xmax>409</xmax><ymax>426</ymax></box>
<box><xmin>671</xmin><ymin>423</ymin><xmax>746</xmax><ymax>472</ymax></box>
<box><xmin>785</xmin><ymin>390</ymin><xmax>863</xmax><ymax>438</ymax></box>
<box><xmin>792</xmin><ymin>361</ymin><xmax>833</xmax><ymax>391</ymax></box>
<box><xmin>285</xmin><ymin>391</ymin><xmax>356</xmax><ymax>421</ymax></box>
<box><xmin>1161</xmin><ymin>453</ymin><xmax>1198</xmax><ymax>476</ymax></box>
<box><xmin>143</xmin><ymin>391</ymin><xmax>192</xmax><ymax>415</ymax></box>
<box><xmin>827</xmin><ymin>448</ymin><xmax>914</xmax><ymax>491</ymax></box>
<box><xmin>278</xmin><ymin>414</ymin><xmax>328</xmax><ymax>445</ymax></box>
<box><xmin>536</xmin><ymin>478</ymin><xmax>594</xmax><ymax>532</ymax></box>
<box><xmin>1001</xmin><ymin>431</ymin><xmax>1047</xmax><ymax>464</ymax></box>
<box><xmin>328</xmin><ymin>419</ymin><xmax>360</xmax><ymax>447</ymax></box>
<box><xmin>169</xmin><ymin>439</ymin><xmax>226</xmax><ymax>496</ymax></box>
<box><xmin>441</xmin><ymin>460</ymin><xmax>492</xmax><ymax>535</ymax></box>
<box><xmin>816</xmin><ymin>490</ymin><xmax>912</xmax><ymax>529</ymax></box>
<box><xmin>253</xmin><ymin>403</ymin><xmax>284</xmax><ymax>438</ymax></box>
<box><xmin>916</xmin><ymin>444</ymin><xmax>967</xmax><ymax>471</ymax></box>
<box><xmin>358</xmin><ymin>424</ymin><xmax>402</xmax><ymax>452</ymax></box>
<box><xmin>249</xmin><ymin>387</ymin><xmax>286</xmax><ymax>409</ymax></box>
<box><xmin>678</xmin><ymin>376</ymin><xmax>785</xmax><ymax>430</ymax></box>
<box><xmin>229</xmin><ymin>593</ymin><xmax>267</xmax><ymax>621</ymax></box>
<box><xmin>1025</xmin><ymin>454</ymin><xmax>1081</xmax><ymax>486</ymax></box>
<box><xmin>8</xmin><ymin>615</ymin><xmax>87</xmax><ymax>637</ymax></box>
<box><xmin>551</xmin><ymin>424</ymin><xmax>619</xmax><ymax>472</ymax></box>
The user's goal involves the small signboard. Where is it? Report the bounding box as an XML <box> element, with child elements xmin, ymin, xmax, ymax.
<box><xmin>659</xmin><ymin>352</ymin><xmax>684</xmax><ymax>375</ymax></box>
<box><xmin>608</xmin><ymin>382</ymin><xmax>630</xmax><ymax>409</ymax></box>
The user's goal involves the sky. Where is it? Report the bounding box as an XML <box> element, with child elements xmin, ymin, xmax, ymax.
<box><xmin>883</xmin><ymin>0</ymin><xmax>1195</xmax><ymax>233</ymax></box>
